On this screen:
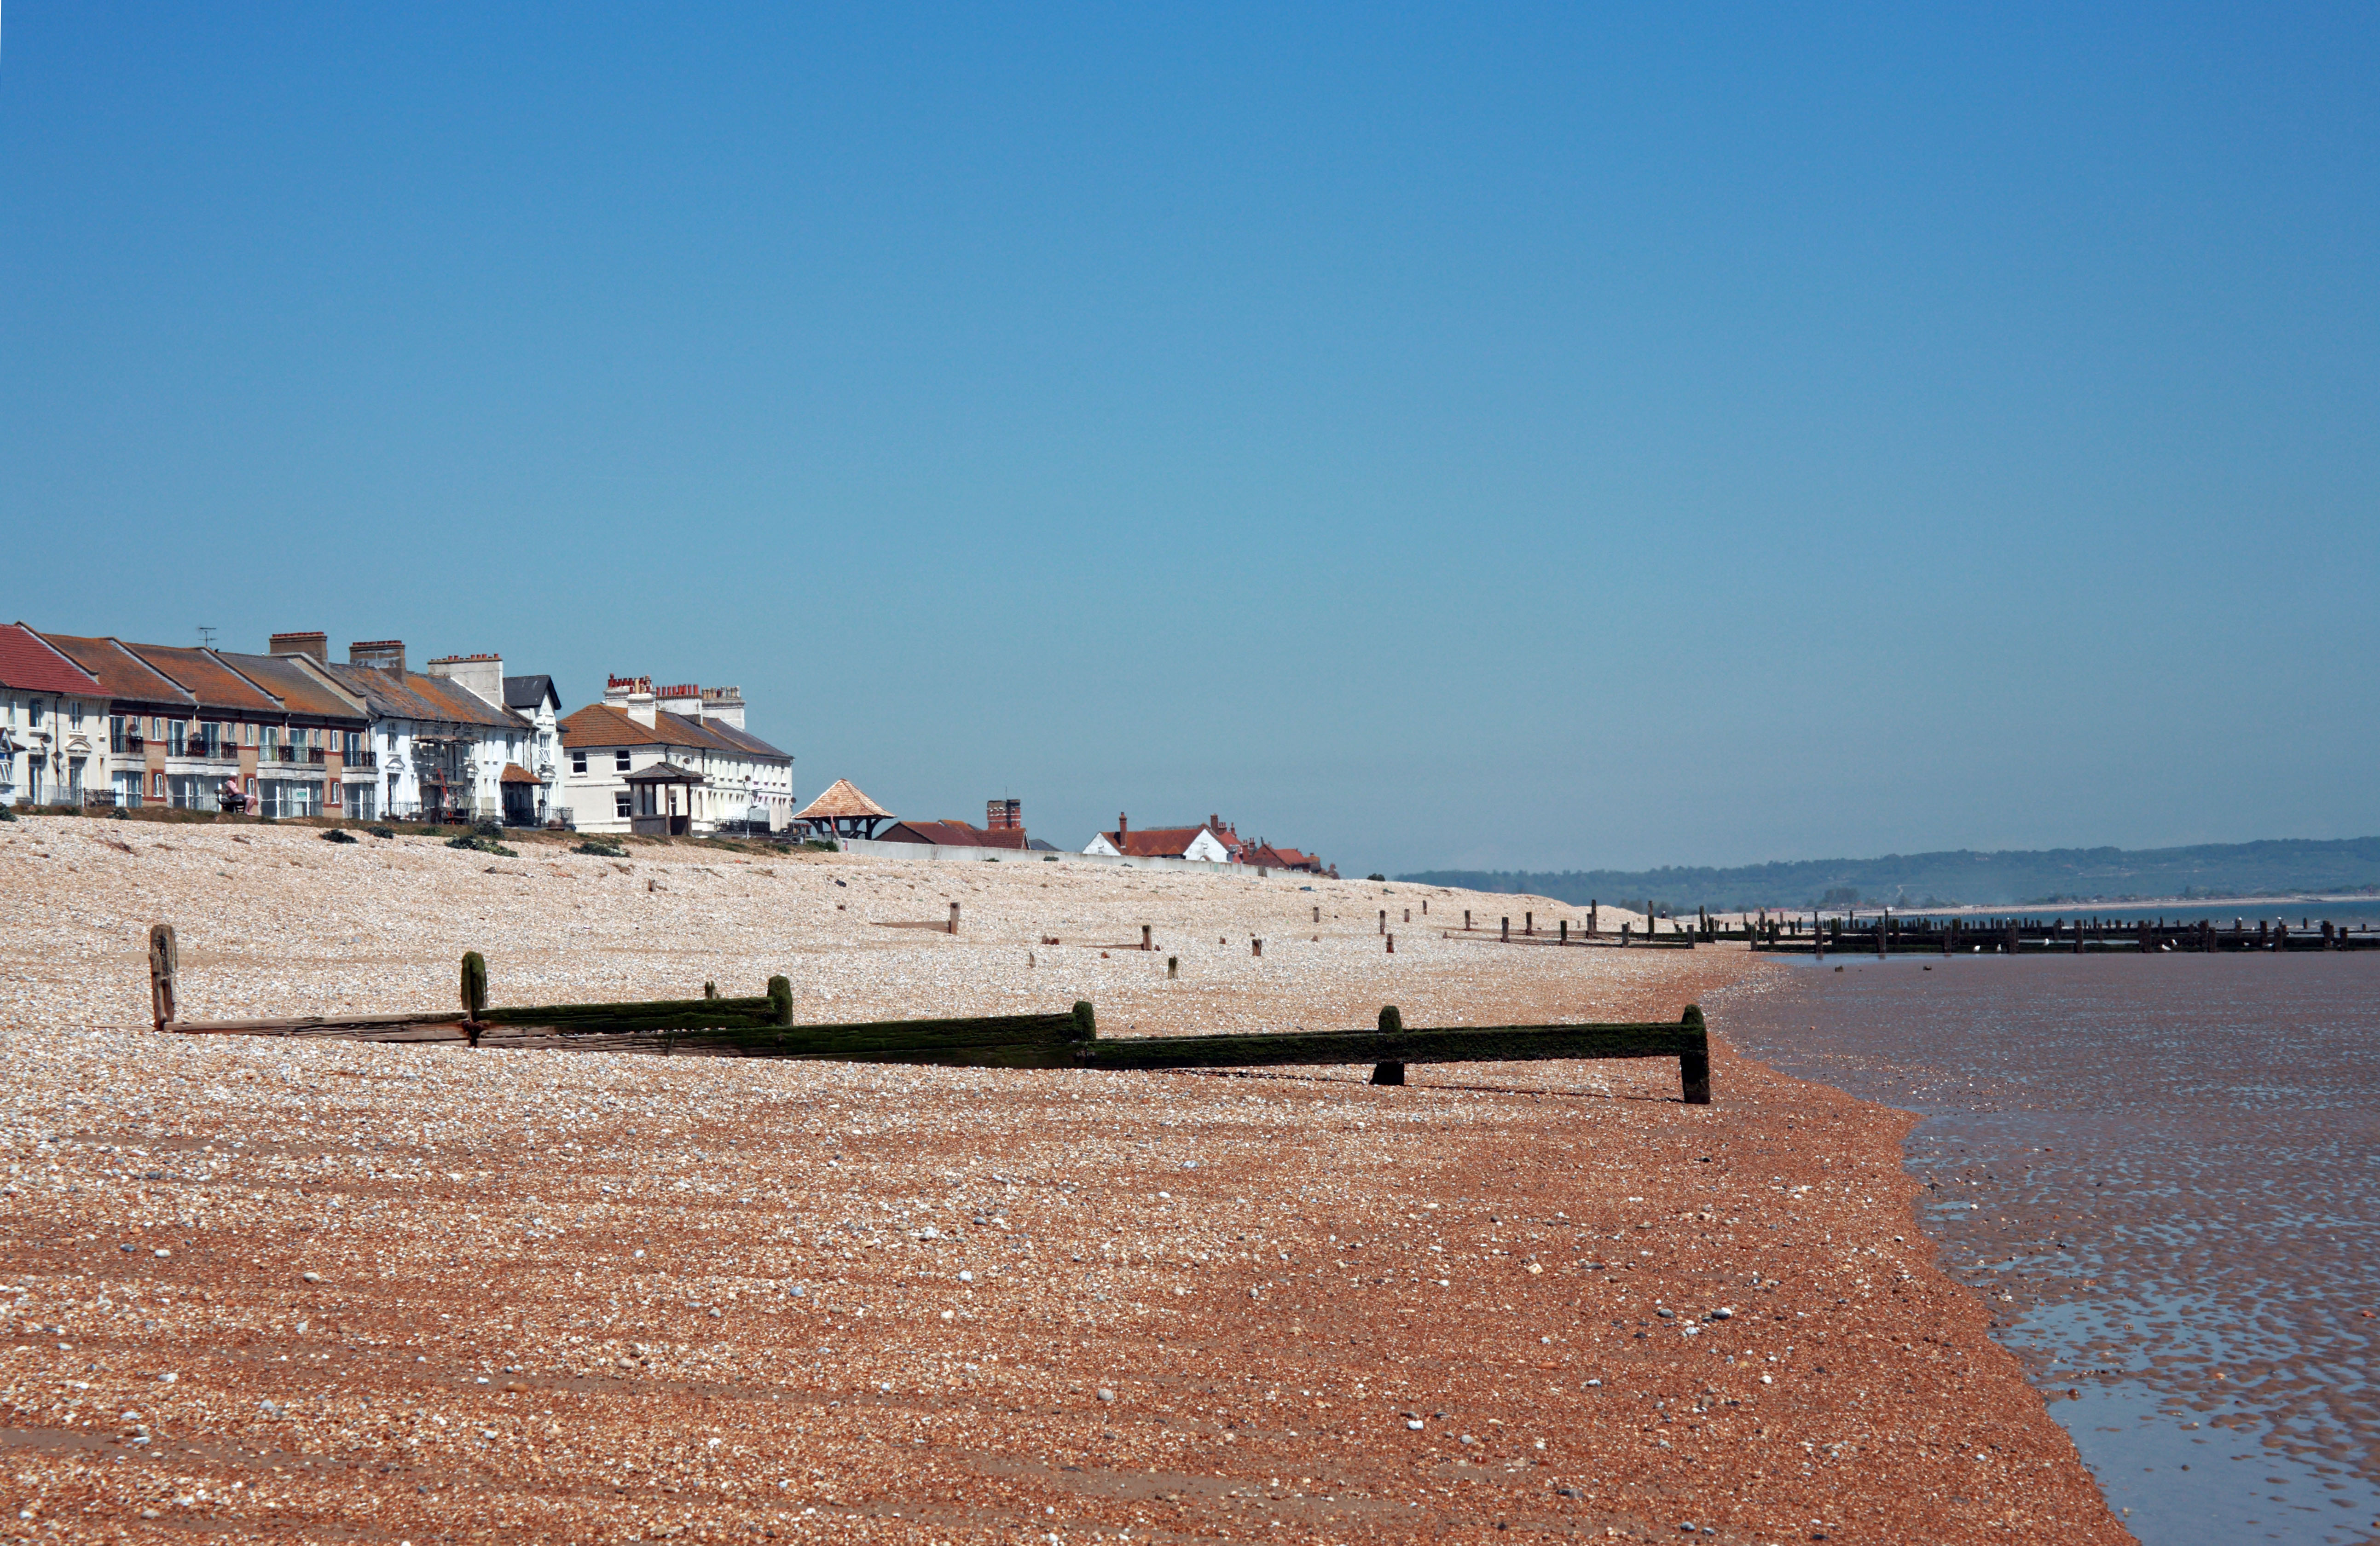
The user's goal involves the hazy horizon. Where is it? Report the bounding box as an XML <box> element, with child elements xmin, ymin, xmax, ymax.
<box><xmin>5</xmin><ymin>6</ymin><xmax>2375</xmax><ymax>874</ymax></box>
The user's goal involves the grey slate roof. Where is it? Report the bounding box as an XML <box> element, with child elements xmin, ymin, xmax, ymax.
<box><xmin>504</xmin><ymin>674</ymin><xmax>559</xmax><ymax>713</ymax></box>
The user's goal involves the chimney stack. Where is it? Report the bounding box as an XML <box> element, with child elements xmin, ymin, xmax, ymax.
<box><xmin>349</xmin><ymin>640</ymin><xmax>406</xmax><ymax>674</ymax></box>
<box><xmin>426</xmin><ymin>652</ymin><xmax>505</xmax><ymax>709</ymax></box>
<box><xmin>604</xmin><ymin>674</ymin><xmax>657</xmax><ymax>727</ymax></box>
<box><xmin>269</xmin><ymin>631</ymin><xmax>328</xmax><ymax>662</ymax></box>
<box><xmin>1118</xmin><ymin>811</ymin><xmax>1128</xmax><ymax>838</ymax></box>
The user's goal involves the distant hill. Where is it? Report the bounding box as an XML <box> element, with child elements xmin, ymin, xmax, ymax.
<box><xmin>1401</xmin><ymin>837</ymin><xmax>2380</xmax><ymax>912</ymax></box>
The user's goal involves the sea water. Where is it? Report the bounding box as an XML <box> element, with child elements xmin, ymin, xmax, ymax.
<box><xmin>1711</xmin><ymin>954</ymin><xmax>2380</xmax><ymax>1545</ymax></box>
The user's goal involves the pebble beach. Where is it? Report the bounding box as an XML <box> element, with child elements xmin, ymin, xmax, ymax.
<box><xmin>0</xmin><ymin>816</ymin><xmax>2130</xmax><ymax>1543</ymax></box>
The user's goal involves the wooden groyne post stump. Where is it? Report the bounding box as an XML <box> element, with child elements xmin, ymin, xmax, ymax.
<box><xmin>1526</xmin><ymin>911</ymin><xmax>1534</xmax><ymax>936</ymax></box>
<box><xmin>1465</xmin><ymin>909</ymin><xmax>1473</xmax><ymax>931</ymax></box>
<box><xmin>949</xmin><ymin>902</ymin><xmax>961</xmax><ymax>936</ymax></box>
<box><xmin>1372</xmin><ymin>1005</ymin><xmax>1405</xmax><ymax>1085</ymax></box>
<box><xmin>1560</xmin><ymin>920</ymin><xmax>1569</xmax><ymax>944</ymax></box>
<box><xmin>148</xmin><ymin>923</ymin><xmax>178</xmax><ymax>1031</ymax></box>
<box><xmin>1589</xmin><ymin>901</ymin><xmax>1598</xmax><ymax>936</ymax></box>
<box><xmin>1167</xmin><ymin>955</ymin><xmax>1179</xmax><ymax>979</ymax></box>
<box><xmin>1379</xmin><ymin>910</ymin><xmax>1386</xmax><ymax>935</ymax></box>
<box><xmin>1502</xmin><ymin>916</ymin><xmax>1511</xmax><ymax>942</ymax></box>
<box><xmin>1141</xmin><ymin>924</ymin><xmax>1152</xmax><ymax>951</ymax></box>
<box><xmin>1314</xmin><ymin>905</ymin><xmax>1321</xmax><ymax>924</ymax></box>
<box><xmin>1621</xmin><ymin>921</ymin><xmax>1632</xmax><ymax>945</ymax></box>
<box><xmin>460</xmin><ymin>950</ymin><xmax>488</xmax><ymax>1020</ymax></box>
<box><xmin>1679</xmin><ymin>1006</ymin><xmax>1711</xmax><ymax>1105</ymax></box>
<box><xmin>1386</xmin><ymin>933</ymin><xmax>1395</xmax><ymax>954</ymax></box>
<box><xmin>768</xmin><ymin>976</ymin><xmax>794</xmax><ymax>1025</ymax></box>
<box><xmin>1251</xmin><ymin>938</ymin><xmax>1262</xmax><ymax>958</ymax></box>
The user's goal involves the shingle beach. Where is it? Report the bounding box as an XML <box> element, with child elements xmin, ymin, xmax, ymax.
<box><xmin>0</xmin><ymin>818</ymin><xmax>2128</xmax><ymax>1543</ymax></box>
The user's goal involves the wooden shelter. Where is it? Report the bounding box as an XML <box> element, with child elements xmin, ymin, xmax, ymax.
<box><xmin>623</xmin><ymin>761</ymin><xmax>706</xmax><ymax>837</ymax></box>
<box><xmin>793</xmin><ymin>777</ymin><xmax>894</xmax><ymax>840</ymax></box>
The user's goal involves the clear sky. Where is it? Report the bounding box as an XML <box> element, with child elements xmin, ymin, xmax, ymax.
<box><xmin>4</xmin><ymin>5</ymin><xmax>2374</xmax><ymax>874</ymax></box>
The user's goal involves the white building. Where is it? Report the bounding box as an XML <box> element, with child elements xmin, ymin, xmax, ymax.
<box><xmin>501</xmin><ymin>673</ymin><xmax>566</xmax><ymax>824</ymax></box>
<box><xmin>0</xmin><ymin>622</ymin><xmax>108</xmax><ymax>808</ymax></box>
<box><xmin>1082</xmin><ymin>813</ymin><xmax>1236</xmax><ymax>863</ymax></box>
<box><xmin>274</xmin><ymin>637</ymin><xmax>535</xmax><ymax>823</ymax></box>
<box><xmin>558</xmin><ymin>675</ymin><xmax>794</xmax><ymax>835</ymax></box>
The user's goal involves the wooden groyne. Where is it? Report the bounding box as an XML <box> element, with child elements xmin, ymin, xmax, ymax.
<box><xmin>1734</xmin><ymin>913</ymin><xmax>2380</xmax><ymax>955</ymax></box>
<box><xmin>144</xmin><ymin>925</ymin><xmax>1714</xmax><ymax>1103</ymax></box>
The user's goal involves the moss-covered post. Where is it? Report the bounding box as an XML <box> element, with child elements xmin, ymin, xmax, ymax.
<box><xmin>1069</xmin><ymin>1000</ymin><xmax>1097</xmax><ymax>1042</ymax></box>
<box><xmin>460</xmin><ymin>950</ymin><xmax>488</xmax><ymax>1021</ymax></box>
<box><xmin>1372</xmin><ymin>1005</ymin><xmax>1405</xmax><ymax>1086</ymax></box>
<box><xmin>1679</xmin><ymin>1005</ymin><xmax>1711</xmax><ymax>1105</ymax></box>
<box><xmin>148</xmin><ymin>923</ymin><xmax>178</xmax><ymax>1031</ymax></box>
<box><xmin>767</xmin><ymin>975</ymin><xmax>793</xmax><ymax>1026</ymax></box>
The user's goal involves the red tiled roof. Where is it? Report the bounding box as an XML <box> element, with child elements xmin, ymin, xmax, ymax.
<box><xmin>115</xmin><ymin>643</ymin><xmax>285</xmax><ymax>715</ymax></box>
<box><xmin>561</xmin><ymin>702</ymin><xmax>733</xmax><ymax>753</ymax></box>
<box><xmin>500</xmin><ymin>762</ymin><xmax>542</xmax><ymax>785</ymax></box>
<box><xmin>216</xmin><ymin>652</ymin><xmax>369</xmax><ymax>724</ymax></box>
<box><xmin>878</xmin><ymin>820</ymin><xmax>1027</xmax><ymax>849</ymax></box>
<box><xmin>35</xmin><ymin>634</ymin><xmax>194</xmax><ymax>708</ymax></box>
<box><xmin>0</xmin><ymin>624</ymin><xmax>104</xmax><ymax>696</ymax></box>
<box><xmin>1100</xmin><ymin>826</ymin><xmax>1212</xmax><ymax>858</ymax></box>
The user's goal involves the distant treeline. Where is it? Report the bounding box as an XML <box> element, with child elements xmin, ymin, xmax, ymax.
<box><xmin>1401</xmin><ymin>837</ymin><xmax>2380</xmax><ymax>911</ymax></box>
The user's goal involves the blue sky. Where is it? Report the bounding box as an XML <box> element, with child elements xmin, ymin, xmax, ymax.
<box><xmin>4</xmin><ymin>5</ymin><xmax>2374</xmax><ymax>873</ymax></box>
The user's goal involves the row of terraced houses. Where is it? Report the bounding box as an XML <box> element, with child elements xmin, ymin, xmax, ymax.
<box><xmin>0</xmin><ymin>625</ymin><xmax>793</xmax><ymax>837</ymax></box>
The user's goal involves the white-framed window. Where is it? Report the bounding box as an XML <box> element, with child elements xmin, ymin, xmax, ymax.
<box><xmin>614</xmin><ymin>792</ymin><xmax>632</xmax><ymax>818</ymax></box>
<box><xmin>572</xmin><ymin>750</ymin><xmax>588</xmax><ymax>776</ymax></box>
<box><xmin>614</xmin><ymin>749</ymin><xmax>631</xmax><ymax>772</ymax></box>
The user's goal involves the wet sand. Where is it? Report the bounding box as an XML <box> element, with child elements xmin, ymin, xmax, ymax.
<box><xmin>1712</xmin><ymin>954</ymin><xmax>2380</xmax><ymax>1545</ymax></box>
<box><xmin>0</xmin><ymin>816</ymin><xmax>2125</xmax><ymax>1542</ymax></box>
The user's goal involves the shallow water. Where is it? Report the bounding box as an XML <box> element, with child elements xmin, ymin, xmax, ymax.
<box><xmin>1710</xmin><ymin>954</ymin><xmax>2380</xmax><ymax>1545</ymax></box>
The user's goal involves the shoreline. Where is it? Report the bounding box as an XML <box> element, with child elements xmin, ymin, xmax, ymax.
<box><xmin>0</xmin><ymin>818</ymin><xmax>2126</xmax><ymax>1542</ymax></box>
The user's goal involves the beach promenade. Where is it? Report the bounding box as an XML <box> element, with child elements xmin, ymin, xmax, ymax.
<box><xmin>0</xmin><ymin>818</ymin><xmax>2128</xmax><ymax>1542</ymax></box>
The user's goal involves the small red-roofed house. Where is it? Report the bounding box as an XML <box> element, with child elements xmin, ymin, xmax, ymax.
<box><xmin>0</xmin><ymin>622</ymin><xmax>107</xmax><ymax>808</ymax></box>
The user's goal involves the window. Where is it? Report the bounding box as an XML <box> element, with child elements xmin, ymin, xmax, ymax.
<box><xmin>168</xmin><ymin>720</ymin><xmax>188</xmax><ymax>756</ymax></box>
<box><xmin>110</xmin><ymin>716</ymin><xmax>127</xmax><ymax>754</ymax></box>
<box><xmin>152</xmin><ymin>771</ymin><xmax>166</xmax><ymax>799</ymax></box>
<box><xmin>28</xmin><ymin>700</ymin><xmax>43</xmax><ymax>729</ymax></box>
<box><xmin>572</xmin><ymin>750</ymin><xmax>588</xmax><ymax>776</ymax></box>
<box><xmin>614</xmin><ymin>749</ymin><xmax>631</xmax><ymax>772</ymax></box>
<box><xmin>70</xmin><ymin>703</ymin><xmax>84</xmax><ymax>730</ymax></box>
<box><xmin>614</xmin><ymin>792</ymin><xmax>632</xmax><ymax>819</ymax></box>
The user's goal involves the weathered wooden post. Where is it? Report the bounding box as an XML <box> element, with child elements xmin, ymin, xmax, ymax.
<box><xmin>1167</xmin><ymin>955</ymin><xmax>1179</xmax><ymax>978</ymax></box>
<box><xmin>950</xmin><ymin>902</ymin><xmax>961</xmax><ymax>936</ymax></box>
<box><xmin>1879</xmin><ymin>910</ymin><xmax>1889</xmax><ymax>959</ymax></box>
<box><xmin>1141</xmin><ymin>924</ymin><xmax>1152</xmax><ymax>951</ymax></box>
<box><xmin>1372</xmin><ymin>1005</ymin><xmax>1405</xmax><ymax>1086</ymax></box>
<box><xmin>148</xmin><ymin>923</ymin><xmax>178</xmax><ymax>1031</ymax></box>
<box><xmin>1525</xmin><ymin>911</ymin><xmax>1534</xmax><ymax>936</ymax></box>
<box><xmin>460</xmin><ymin>950</ymin><xmax>488</xmax><ymax>1021</ymax></box>
<box><xmin>1252</xmin><ymin>938</ymin><xmax>1262</xmax><ymax>958</ymax></box>
<box><xmin>1379</xmin><ymin>909</ymin><xmax>1387</xmax><ymax>935</ymax></box>
<box><xmin>1589</xmin><ymin>901</ymin><xmax>1598</xmax><ymax>936</ymax></box>
<box><xmin>1501</xmin><ymin>916</ymin><xmax>1510</xmax><ymax>942</ymax></box>
<box><xmin>2004</xmin><ymin>920</ymin><xmax>2019</xmax><ymax>954</ymax></box>
<box><xmin>1679</xmin><ymin>1005</ymin><xmax>1711</xmax><ymax>1105</ymax></box>
<box><xmin>1945</xmin><ymin>918</ymin><xmax>1956</xmax><ymax>955</ymax></box>
<box><xmin>1420</xmin><ymin>899</ymin><xmax>1427</xmax><ymax>915</ymax></box>
<box><xmin>1386</xmin><ymin>933</ymin><xmax>1395</xmax><ymax>954</ymax></box>
<box><xmin>1560</xmin><ymin>920</ymin><xmax>1569</xmax><ymax>944</ymax></box>
<box><xmin>1620</xmin><ymin>921</ymin><xmax>1631</xmax><ymax>945</ymax></box>
<box><xmin>1314</xmin><ymin>905</ymin><xmax>1321</xmax><ymax>924</ymax></box>
<box><xmin>768</xmin><ymin>975</ymin><xmax>793</xmax><ymax>1025</ymax></box>
<box><xmin>1403</xmin><ymin>908</ymin><xmax>1410</xmax><ymax>923</ymax></box>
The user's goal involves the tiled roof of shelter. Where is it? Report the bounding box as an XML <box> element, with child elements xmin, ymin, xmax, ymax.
<box><xmin>499</xmin><ymin>762</ymin><xmax>543</xmax><ymax>784</ymax></box>
<box><xmin>36</xmin><ymin>635</ymin><xmax>196</xmax><ymax>709</ymax></box>
<box><xmin>0</xmin><ymin>623</ymin><xmax>104</xmax><ymax>696</ymax></box>
<box><xmin>795</xmin><ymin>778</ymin><xmax>894</xmax><ymax>821</ymax></box>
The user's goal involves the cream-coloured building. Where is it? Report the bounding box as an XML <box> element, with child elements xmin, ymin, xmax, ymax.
<box><xmin>557</xmin><ymin>675</ymin><xmax>793</xmax><ymax>835</ymax></box>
